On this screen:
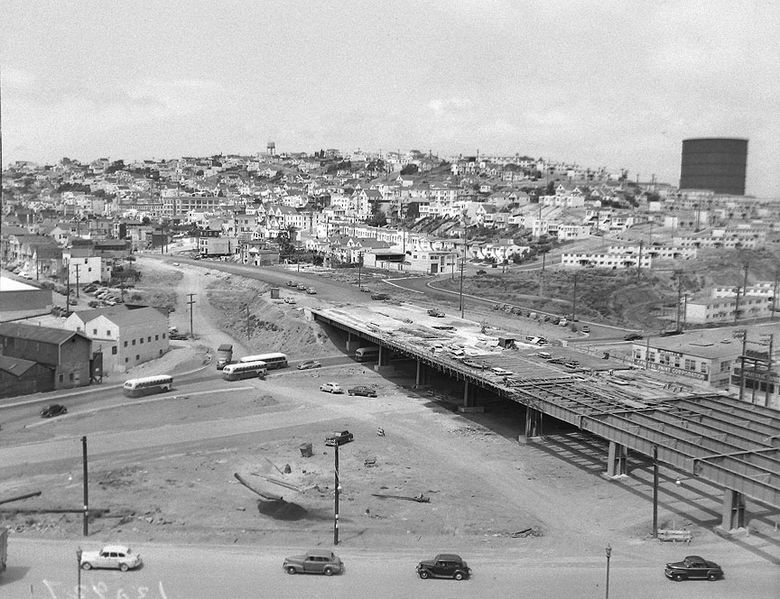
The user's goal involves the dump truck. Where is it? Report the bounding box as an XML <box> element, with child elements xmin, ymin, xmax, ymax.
<box><xmin>0</xmin><ymin>526</ymin><xmax>7</xmax><ymax>575</ymax></box>
<box><xmin>216</xmin><ymin>344</ymin><xmax>234</xmax><ymax>370</ymax></box>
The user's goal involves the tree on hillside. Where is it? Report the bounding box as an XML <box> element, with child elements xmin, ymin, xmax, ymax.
<box><xmin>400</xmin><ymin>164</ymin><xmax>419</xmax><ymax>176</ymax></box>
<box><xmin>277</xmin><ymin>225</ymin><xmax>298</xmax><ymax>258</ymax></box>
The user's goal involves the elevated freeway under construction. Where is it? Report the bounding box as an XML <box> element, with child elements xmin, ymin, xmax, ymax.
<box><xmin>311</xmin><ymin>303</ymin><xmax>780</xmax><ymax>532</ymax></box>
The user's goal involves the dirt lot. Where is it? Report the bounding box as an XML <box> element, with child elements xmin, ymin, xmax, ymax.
<box><xmin>1</xmin><ymin>257</ymin><xmax>778</xmax><ymax>564</ymax></box>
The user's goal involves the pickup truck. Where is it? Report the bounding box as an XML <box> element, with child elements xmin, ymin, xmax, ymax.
<box><xmin>216</xmin><ymin>344</ymin><xmax>234</xmax><ymax>369</ymax></box>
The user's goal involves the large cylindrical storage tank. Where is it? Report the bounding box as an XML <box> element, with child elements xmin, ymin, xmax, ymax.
<box><xmin>679</xmin><ymin>138</ymin><xmax>748</xmax><ymax>195</ymax></box>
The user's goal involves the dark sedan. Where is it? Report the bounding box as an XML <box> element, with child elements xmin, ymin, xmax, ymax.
<box><xmin>40</xmin><ymin>404</ymin><xmax>68</xmax><ymax>418</ymax></box>
<box><xmin>347</xmin><ymin>385</ymin><xmax>377</xmax><ymax>397</ymax></box>
<box><xmin>665</xmin><ymin>556</ymin><xmax>724</xmax><ymax>581</ymax></box>
<box><xmin>417</xmin><ymin>553</ymin><xmax>470</xmax><ymax>580</ymax></box>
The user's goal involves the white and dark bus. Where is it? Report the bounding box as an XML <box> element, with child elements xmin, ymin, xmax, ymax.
<box><xmin>222</xmin><ymin>361</ymin><xmax>267</xmax><ymax>381</ymax></box>
<box><xmin>122</xmin><ymin>374</ymin><xmax>174</xmax><ymax>397</ymax></box>
<box><xmin>238</xmin><ymin>352</ymin><xmax>288</xmax><ymax>370</ymax></box>
<box><xmin>354</xmin><ymin>346</ymin><xmax>380</xmax><ymax>362</ymax></box>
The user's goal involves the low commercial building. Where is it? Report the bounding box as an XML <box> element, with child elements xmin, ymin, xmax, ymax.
<box><xmin>0</xmin><ymin>276</ymin><xmax>53</xmax><ymax>322</ymax></box>
<box><xmin>0</xmin><ymin>354</ymin><xmax>55</xmax><ymax>398</ymax></box>
<box><xmin>630</xmin><ymin>332</ymin><xmax>739</xmax><ymax>390</ymax></box>
<box><xmin>0</xmin><ymin>322</ymin><xmax>93</xmax><ymax>390</ymax></box>
<box><xmin>63</xmin><ymin>305</ymin><xmax>169</xmax><ymax>373</ymax></box>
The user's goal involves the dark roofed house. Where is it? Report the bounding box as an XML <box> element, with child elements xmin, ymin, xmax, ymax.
<box><xmin>0</xmin><ymin>322</ymin><xmax>93</xmax><ymax>391</ymax></box>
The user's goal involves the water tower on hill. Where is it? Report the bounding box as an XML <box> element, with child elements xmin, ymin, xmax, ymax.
<box><xmin>679</xmin><ymin>137</ymin><xmax>748</xmax><ymax>195</ymax></box>
<box><xmin>267</xmin><ymin>141</ymin><xmax>276</xmax><ymax>156</ymax></box>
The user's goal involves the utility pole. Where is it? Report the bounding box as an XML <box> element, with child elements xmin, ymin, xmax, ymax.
<box><xmin>75</xmin><ymin>264</ymin><xmax>80</xmax><ymax>298</ymax></box>
<box><xmin>652</xmin><ymin>445</ymin><xmax>659</xmax><ymax>538</ymax></box>
<box><xmin>458</xmin><ymin>227</ymin><xmax>467</xmax><ymax>319</ymax></box>
<box><xmin>772</xmin><ymin>270</ymin><xmax>778</xmax><ymax>320</ymax></box>
<box><xmin>539</xmin><ymin>251</ymin><xmax>546</xmax><ymax>297</ymax></box>
<box><xmin>571</xmin><ymin>272</ymin><xmax>578</xmax><ymax>321</ymax></box>
<box><xmin>636</xmin><ymin>240</ymin><xmax>644</xmax><ymax>282</ymax></box>
<box><xmin>186</xmin><ymin>293</ymin><xmax>196</xmax><ymax>337</ymax></box>
<box><xmin>765</xmin><ymin>334</ymin><xmax>774</xmax><ymax>407</ymax></box>
<box><xmin>66</xmin><ymin>261</ymin><xmax>71</xmax><ymax>317</ymax></box>
<box><xmin>82</xmin><ymin>435</ymin><xmax>89</xmax><ymax>537</ymax></box>
<box><xmin>675</xmin><ymin>277</ymin><xmax>683</xmax><ymax>331</ymax></box>
<box><xmin>736</xmin><ymin>329</ymin><xmax>747</xmax><ymax>402</ymax></box>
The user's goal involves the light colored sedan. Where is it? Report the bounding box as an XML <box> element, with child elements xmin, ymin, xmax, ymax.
<box><xmin>297</xmin><ymin>359</ymin><xmax>321</xmax><ymax>370</ymax></box>
<box><xmin>319</xmin><ymin>382</ymin><xmax>343</xmax><ymax>394</ymax></box>
<box><xmin>283</xmin><ymin>549</ymin><xmax>343</xmax><ymax>576</ymax></box>
<box><xmin>80</xmin><ymin>545</ymin><xmax>142</xmax><ymax>571</ymax></box>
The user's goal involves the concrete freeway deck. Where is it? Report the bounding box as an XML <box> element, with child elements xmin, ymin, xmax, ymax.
<box><xmin>311</xmin><ymin>303</ymin><xmax>780</xmax><ymax>529</ymax></box>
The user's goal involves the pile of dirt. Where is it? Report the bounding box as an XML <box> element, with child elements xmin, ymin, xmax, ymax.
<box><xmin>205</xmin><ymin>276</ymin><xmax>335</xmax><ymax>358</ymax></box>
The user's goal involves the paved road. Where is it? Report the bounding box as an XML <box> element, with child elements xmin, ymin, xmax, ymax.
<box><xmin>5</xmin><ymin>537</ymin><xmax>778</xmax><ymax>599</ymax></box>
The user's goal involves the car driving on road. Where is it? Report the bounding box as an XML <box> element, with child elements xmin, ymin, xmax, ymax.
<box><xmin>297</xmin><ymin>359</ymin><xmax>321</xmax><ymax>370</ymax></box>
<box><xmin>40</xmin><ymin>404</ymin><xmax>68</xmax><ymax>418</ymax></box>
<box><xmin>80</xmin><ymin>545</ymin><xmax>142</xmax><ymax>572</ymax></box>
<box><xmin>416</xmin><ymin>553</ymin><xmax>470</xmax><ymax>580</ymax></box>
<box><xmin>283</xmin><ymin>549</ymin><xmax>343</xmax><ymax>576</ymax></box>
<box><xmin>665</xmin><ymin>555</ymin><xmax>723</xmax><ymax>581</ymax></box>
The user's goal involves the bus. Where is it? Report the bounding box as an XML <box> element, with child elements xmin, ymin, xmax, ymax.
<box><xmin>222</xmin><ymin>361</ymin><xmax>267</xmax><ymax>381</ymax></box>
<box><xmin>238</xmin><ymin>352</ymin><xmax>288</xmax><ymax>370</ymax></box>
<box><xmin>354</xmin><ymin>346</ymin><xmax>380</xmax><ymax>362</ymax></box>
<box><xmin>122</xmin><ymin>374</ymin><xmax>174</xmax><ymax>397</ymax></box>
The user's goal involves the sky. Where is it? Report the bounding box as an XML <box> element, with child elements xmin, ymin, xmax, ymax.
<box><xmin>1</xmin><ymin>1</ymin><xmax>778</xmax><ymax>196</ymax></box>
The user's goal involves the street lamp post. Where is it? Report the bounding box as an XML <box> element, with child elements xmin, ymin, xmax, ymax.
<box><xmin>604</xmin><ymin>544</ymin><xmax>612</xmax><ymax>599</ymax></box>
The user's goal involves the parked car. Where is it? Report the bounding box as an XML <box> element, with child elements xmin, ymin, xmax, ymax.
<box><xmin>284</xmin><ymin>297</ymin><xmax>297</xmax><ymax>304</ymax></box>
<box><xmin>581</xmin><ymin>325</ymin><xmax>590</xmax><ymax>333</ymax></box>
<box><xmin>624</xmin><ymin>332</ymin><xmax>643</xmax><ymax>341</ymax></box>
<box><xmin>169</xmin><ymin>331</ymin><xmax>189</xmax><ymax>340</ymax></box>
<box><xmin>297</xmin><ymin>359</ymin><xmax>321</xmax><ymax>370</ymax></box>
<box><xmin>283</xmin><ymin>549</ymin><xmax>343</xmax><ymax>576</ymax></box>
<box><xmin>427</xmin><ymin>308</ymin><xmax>445</xmax><ymax>318</ymax></box>
<box><xmin>306</xmin><ymin>287</ymin><xmax>317</xmax><ymax>294</ymax></box>
<box><xmin>319</xmin><ymin>382</ymin><xmax>343</xmax><ymax>394</ymax></box>
<box><xmin>347</xmin><ymin>385</ymin><xmax>377</xmax><ymax>397</ymax></box>
<box><xmin>286</xmin><ymin>280</ymin><xmax>296</xmax><ymax>287</ymax></box>
<box><xmin>40</xmin><ymin>404</ymin><xmax>68</xmax><ymax>418</ymax></box>
<box><xmin>325</xmin><ymin>430</ymin><xmax>354</xmax><ymax>446</ymax></box>
<box><xmin>370</xmin><ymin>292</ymin><xmax>390</xmax><ymax>300</ymax></box>
<box><xmin>475</xmin><ymin>269</ymin><xmax>487</xmax><ymax>275</ymax></box>
<box><xmin>297</xmin><ymin>284</ymin><xmax>308</xmax><ymax>291</ymax></box>
<box><xmin>80</xmin><ymin>545</ymin><xmax>142</xmax><ymax>572</ymax></box>
<box><xmin>664</xmin><ymin>556</ymin><xmax>723</xmax><ymax>582</ymax></box>
<box><xmin>416</xmin><ymin>554</ymin><xmax>470</xmax><ymax>580</ymax></box>
<box><xmin>172</xmin><ymin>262</ymin><xmax>180</xmax><ymax>267</ymax></box>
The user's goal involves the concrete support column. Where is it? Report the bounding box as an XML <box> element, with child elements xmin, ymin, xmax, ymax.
<box><xmin>721</xmin><ymin>490</ymin><xmax>746</xmax><ymax>530</ymax></box>
<box><xmin>524</xmin><ymin>407</ymin><xmax>543</xmax><ymax>438</ymax></box>
<box><xmin>378</xmin><ymin>346</ymin><xmax>389</xmax><ymax>366</ymax></box>
<box><xmin>463</xmin><ymin>380</ymin><xmax>472</xmax><ymax>407</ymax></box>
<box><xmin>606</xmin><ymin>441</ymin><xmax>628</xmax><ymax>477</ymax></box>
<box><xmin>345</xmin><ymin>339</ymin><xmax>361</xmax><ymax>353</ymax></box>
<box><xmin>415</xmin><ymin>360</ymin><xmax>422</xmax><ymax>387</ymax></box>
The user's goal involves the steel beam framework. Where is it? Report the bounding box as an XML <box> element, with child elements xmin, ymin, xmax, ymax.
<box><xmin>312</xmin><ymin>309</ymin><xmax>780</xmax><ymax>508</ymax></box>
